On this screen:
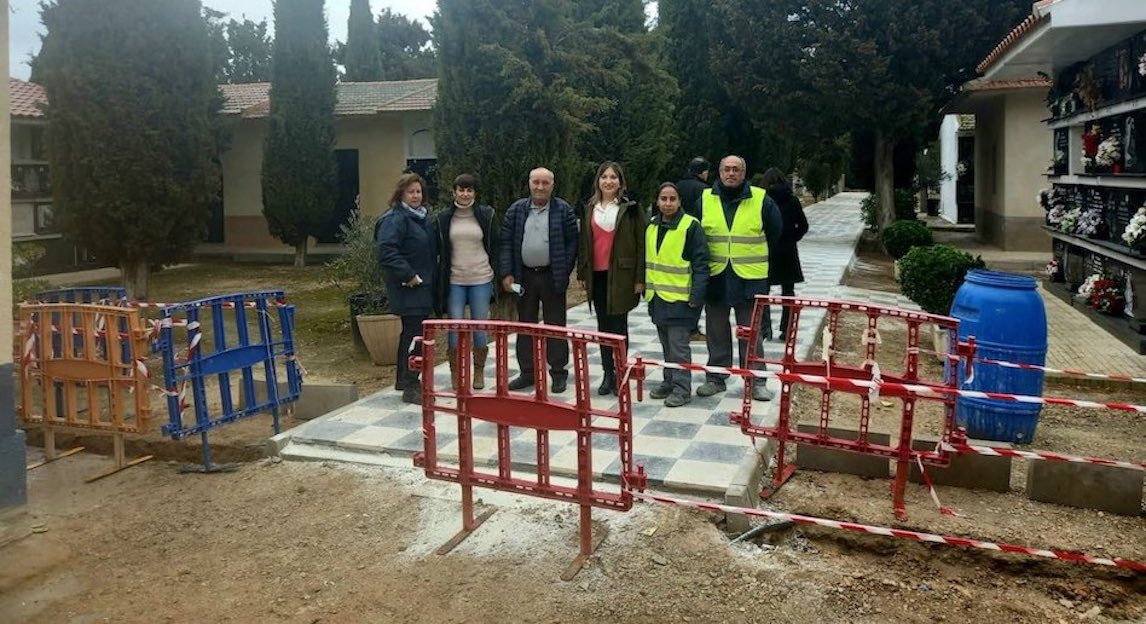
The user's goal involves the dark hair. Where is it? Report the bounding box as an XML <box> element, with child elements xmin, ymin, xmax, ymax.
<box><xmin>453</xmin><ymin>173</ymin><xmax>478</xmax><ymax>190</ymax></box>
<box><xmin>388</xmin><ymin>172</ymin><xmax>425</xmax><ymax>207</ymax></box>
<box><xmin>686</xmin><ymin>157</ymin><xmax>710</xmax><ymax>176</ymax></box>
<box><xmin>760</xmin><ymin>167</ymin><xmax>790</xmax><ymax>191</ymax></box>
<box><xmin>656</xmin><ymin>181</ymin><xmax>680</xmax><ymax>198</ymax></box>
<box><xmin>586</xmin><ymin>161</ymin><xmax>627</xmax><ymax>209</ymax></box>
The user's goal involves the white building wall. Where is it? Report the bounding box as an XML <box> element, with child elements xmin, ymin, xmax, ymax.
<box><xmin>939</xmin><ymin>114</ymin><xmax>960</xmax><ymax>223</ymax></box>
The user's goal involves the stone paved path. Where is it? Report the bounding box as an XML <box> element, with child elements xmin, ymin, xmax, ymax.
<box><xmin>275</xmin><ymin>193</ymin><xmax>868</xmax><ymax>496</ymax></box>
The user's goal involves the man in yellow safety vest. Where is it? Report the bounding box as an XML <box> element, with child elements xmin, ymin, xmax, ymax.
<box><xmin>694</xmin><ymin>155</ymin><xmax>784</xmax><ymax>401</ymax></box>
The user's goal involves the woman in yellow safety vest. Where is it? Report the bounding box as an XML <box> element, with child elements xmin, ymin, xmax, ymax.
<box><xmin>645</xmin><ymin>182</ymin><xmax>710</xmax><ymax>407</ymax></box>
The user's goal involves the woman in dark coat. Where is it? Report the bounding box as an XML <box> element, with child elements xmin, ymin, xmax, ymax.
<box><xmin>761</xmin><ymin>168</ymin><xmax>809</xmax><ymax>340</ymax></box>
<box><xmin>576</xmin><ymin>161</ymin><xmax>647</xmax><ymax>395</ymax></box>
<box><xmin>376</xmin><ymin>172</ymin><xmax>437</xmax><ymax>404</ymax></box>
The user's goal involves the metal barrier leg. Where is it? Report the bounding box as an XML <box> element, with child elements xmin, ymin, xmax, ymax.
<box><xmin>26</xmin><ymin>426</ymin><xmax>84</xmax><ymax>470</ymax></box>
<box><xmin>178</xmin><ymin>431</ymin><xmax>239</xmax><ymax>474</ymax></box>
<box><xmin>561</xmin><ymin>503</ymin><xmax>606</xmax><ymax>581</ymax></box>
<box><xmin>437</xmin><ymin>483</ymin><xmax>496</xmax><ymax>555</ymax></box>
<box><xmin>271</xmin><ymin>406</ymin><xmax>282</xmax><ymax>436</ymax></box>
<box><xmin>84</xmin><ymin>433</ymin><xmax>153</xmax><ymax>483</ymax></box>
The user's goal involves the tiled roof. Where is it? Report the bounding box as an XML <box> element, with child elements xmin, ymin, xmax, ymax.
<box><xmin>976</xmin><ymin>12</ymin><xmax>1051</xmax><ymax>75</ymax></box>
<box><xmin>219</xmin><ymin>79</ymin><xmax>436</xmax><ymax>118</ymax></box>
<box><xmin>10</xmin><ymin>78</ymin><xmax>47</xmax><ymax>118</ymax></box>
<box><xmin>964</xmin><ymin>77</ymin><xmax>1053</xmax><ymax>91</ymax></box>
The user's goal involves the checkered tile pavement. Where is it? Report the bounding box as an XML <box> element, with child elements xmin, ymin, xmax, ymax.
<box><xmin>281</xmin><ymin>193</ymin><xmax>868</xmax><ymax>495</ymax></box>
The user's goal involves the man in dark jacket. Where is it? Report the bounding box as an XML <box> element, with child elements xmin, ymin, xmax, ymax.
<box><xmin>695</xmin><ymin>155</ymin><xmax>784</xmax><ymax>402</ymax></box>
<box><xmin>499</xmin><ymin>167</ymin><xmax>579</xmax><ymax>393</ymax></box>
<box><xmin>677</xmin><ymin>157</ymin><xmax>710</xmax><ymax>220</ymax></box>
<box><xmin>676</xmin><ymin>157</ymin><xmax>710</xmax><ymax>341</ymax></box>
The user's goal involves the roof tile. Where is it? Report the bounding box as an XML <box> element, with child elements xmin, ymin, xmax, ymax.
<box><xmin>9</xmin><ymin>78</ymin><xmax>47</xmax><ymax>119</ymax></box>
<box><xmin>219</xmin><ymin>79</ymin><xmax>436</xmax><ymax>117</ymax></box>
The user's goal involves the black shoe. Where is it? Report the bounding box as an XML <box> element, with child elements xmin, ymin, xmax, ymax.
<box><xmin>551</xmin><ymin>375</ymin><xmax>568</xmax><ymax>393</ymax></box>
<box><xmin>395</xmin><ymin>377</ymin><xmax>405</xmax><ymax>391</ymax></box>
<box><xmin>649</xmin><ymin>383</ymin><xmax>672</xmax><ymax>400</ymax></box>
<box><xmin>401</xmin><ymin>384</ymin><xmax>421</xmax><ymax>405</ymax></box>
<box><xmin>508</xmin><ymin>375</ymin><xmax>534</xmax><ymax>391</ymax></box>
<box><xmin>598</xmin><ymin>374</ymin><xmax>616</xmax><ymax>396</ymax></box>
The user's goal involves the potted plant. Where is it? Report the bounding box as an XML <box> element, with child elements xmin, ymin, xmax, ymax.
<box><xmin>323</xmin><ymin>208</ymin><xmax>400</xmax><ymax>365</ymax></box>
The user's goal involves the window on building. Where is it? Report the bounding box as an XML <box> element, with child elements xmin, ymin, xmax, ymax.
<box><xmin>34</xmin><ymin>203</ymin><xmax>55</xmax><ymax>235</ymax></box>
<box><xmin>315</xmin><ymin>149</ymin><xmax>360</xmax><ymax>244</ymax></box>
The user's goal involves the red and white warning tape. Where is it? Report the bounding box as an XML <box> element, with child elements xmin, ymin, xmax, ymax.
<box><xmin>908</xmin><ymin>347</ymin><xmax>1146</xmax><ymax>385</ymax></box>
<box><xmin>631</xmin><ymin>358</ymin><xmax>1146</xmax><ymax>415</ymax></box>
<box><xmin>941</xmin><ymin>442</ymin><xmax>1145</xmax><ymax>472</ymax></box>
<box><xmin>631</xmin><ymin>490</ymin><xmax>1146</xmax><ymax>573</ymax></box>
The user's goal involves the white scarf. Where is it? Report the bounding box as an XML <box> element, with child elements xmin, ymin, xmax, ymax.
<box><xmin>593</xmin><ymin>199</ymin><xmax>620</xmax><ymax>232</ymax></box>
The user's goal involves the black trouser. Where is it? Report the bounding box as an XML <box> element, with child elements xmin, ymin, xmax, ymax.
<box><xmin>774</xmin><ymin>282</ymin><xmax>795</xmax><ymax>337</ymax></box>
<box><xmin>396</xmin><ymin>313</ymin><xmax>428</xmax><ymax>383</ymax></box>
<box><xmin>517</xmin><ymin>268</ymin><xmax>569</xmax><ymax>378</ymax></box>
<box><xmin>591</xmin><ymin>270</ymin><xmax>629</xmax><ymax>378</ymax></box>
<box><xmin>657</xmin><ymin>324</ymin><xmax>692</xmax><ymax>395</ymax></box>
<box><xmin>705</xmin><ymin>301</ymin><xmax>767</xmax><ymax>383</ymax></box>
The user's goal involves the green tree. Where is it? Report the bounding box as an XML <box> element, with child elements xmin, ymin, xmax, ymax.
<box><xmin>225</xmin><ymin>17</ymin><xmax>273</xmax><ymax>83</ymax></box>
<box><xmin>262</xmin><ymin>0</ymin><xmax>338</xmax><ymax>267</ymax></box>
<box><xmin>376</xmin><ymin>8</ymin><xmax>435</xmax><ymax>80</ymax></box>
<box><xmin>709</xmin><ymin>0</ymin><xmax>1029</xmax><ymax>227</ymax></box>
<box><xmin>204</xmin><ymin>7</ymin><xmax>230</xmax><ymax>83</ymax></box>
<box><xmin>36</xmin><ymin>0</ymin><xmax>221</xmax><ymax>298</ymax></box>
<box><xmin>657</xmin><ymin>0</ymin><xmax>773</xmax><ymax>176</ymax></box>
<box><xmin>432</xmin><ymin>0</ymin><xmax>610</xmax><ymax>212</ymax></box>
<box><xmin>573</xmin><ymin>0</ymin><xmax>678</xmax><ymax>204</ymax></box>
<box><xmin>344</xmin><ymin>0</ymin><xmax>383</xmax><ymax>81</ymax></box>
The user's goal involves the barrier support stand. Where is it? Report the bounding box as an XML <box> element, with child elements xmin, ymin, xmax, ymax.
<box><xmin>84</xmin><ymin>433</ymin><xmax>154</xmax><ymax>483</ymax></box>
<box><xmin>26</xmin><ymin>426</ymin><xmax>84</xmax><ymax>470</ymax></box>
<box><xmin>561</xmin><ymin>503</ymin><xmax>608</xmax><ymax>582</ymax></box>
<box><xmin>177</xmin><ymin>431</ymin><xmax>239</xmax><ymax>474</ymax></box>
<box><xmin>436</xmin><ymin>483</ymin><xmax>496</xmax><ymax>555</ymax></box>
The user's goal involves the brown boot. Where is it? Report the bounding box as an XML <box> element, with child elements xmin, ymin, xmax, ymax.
<box><xmin>448</xmin><ymin>348</ymin><xmax>460</xmax><ymax>390</ymax></box>
<box><xmin>473</xmin><ymin>346</ymin><xmax>488</xmax><ymax>390</ymax></box>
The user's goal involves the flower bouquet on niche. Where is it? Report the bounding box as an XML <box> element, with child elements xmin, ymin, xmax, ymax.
<box><xmin>1095</xmin><ymin>135</ymin><xmax>1123</xmax><ymax>173</ymax></box>
<box><xmin>1074</xmin><ymin>204</ymin><xmax>1106</xmax><ymax>238</ymax></box>
<box><xmin>1059</xmin><ymin>207</ymin><xmax>1081</xmax><ymax>234</ymax></box>
<box><xmin>1044</xmin><ymin>258</ymin><xmax>1063</xmax><ymax>282</ymax></box>
<box><xmin>1088</xmin><ymin>277</ymin><xmax>1126</xmax><ymax>316</ymax></box>
<box><xmin>1122</xmin><ymin>204</ymin><xmax>1146</xmax><ymax>251</ymax></box>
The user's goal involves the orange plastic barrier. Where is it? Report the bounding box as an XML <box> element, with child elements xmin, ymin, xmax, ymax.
<box><xmin>18</xmin><ymin>303</ymin><xmax>154</xmax><ymax>481</ymax></box>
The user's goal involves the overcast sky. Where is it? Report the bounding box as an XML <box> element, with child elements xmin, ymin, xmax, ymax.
<box><xmin>8</xmin><ymin>0</ymin><xmax>434</xmax><ymax>80</ymax></box>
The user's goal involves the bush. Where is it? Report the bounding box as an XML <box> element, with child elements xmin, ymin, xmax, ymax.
<box><xmin>898</xmin><ymin>244</ymin><xmax>986</xmax><ymax>315</ymax></box>
<box><xmin>860</xmin><ymin>195</ymin><xmax>878</xmax><ymax>231</ymax></box>
<box><xmin>321</xmin><ymin>209</ymin><xmax>390</xmax><ymax>314</ymax></box>
<box><xmin>881</xmin><ymin>220</ymin><xmax>933</xmax><ymax>260</ymax></box>
<box><xmin>860</xmin><ymin>190</ymin><xmax>917</xmax><ymax>231</ymax></box>
<box><xmin>894</xmin><ymin>188</ymin><xmax>918</xmax><ymax>221</ymax></box>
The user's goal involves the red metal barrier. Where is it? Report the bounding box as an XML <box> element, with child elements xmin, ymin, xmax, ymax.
<box><xmin>411</xmin><ymin>320</ymin><xmax>647</xmax><ymax>580</ymax></box>
<box><xmin>732</xmin><ymin>296</ymin><xmax>975</xmax><ymax>520</ymax></box>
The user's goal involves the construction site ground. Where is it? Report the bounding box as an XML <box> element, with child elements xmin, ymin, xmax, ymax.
<box><xmin>3</xmin><ymin>230</ymin><xmax>1144</xmax><ymax>623</ymax></box>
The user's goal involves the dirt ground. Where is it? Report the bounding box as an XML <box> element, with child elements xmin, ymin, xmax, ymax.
<box><xmin>5</xmin><ymin>235</ymin><xmax>1143</xmax><ymax>623</ymax></box>
<box><xmin>2</xmin><ymin>454</ymin><xmax>1142</xmax><ymax>624</ymax></box>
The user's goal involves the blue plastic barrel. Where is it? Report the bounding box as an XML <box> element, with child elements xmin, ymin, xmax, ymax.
<box><xmin>951</xmin><ymin>270</ymin><xmax>1048</xmax><ymax>443</ymax></box>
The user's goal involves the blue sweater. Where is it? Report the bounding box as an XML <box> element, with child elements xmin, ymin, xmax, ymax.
<box><xmin>498</xmin><ymin>197</ymin><xmax>579</xmax><ymax>293</ymax></box>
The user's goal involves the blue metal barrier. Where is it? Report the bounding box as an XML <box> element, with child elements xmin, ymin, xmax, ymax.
<box><xmin>32</xmin><ymin>286</ymin><xmax>128</xmax><ymax>304</ymax></box>
<box><xmin>158</xmin><ymin>291</ymin><xmax>302</xmax><ymax>472</ymax></box>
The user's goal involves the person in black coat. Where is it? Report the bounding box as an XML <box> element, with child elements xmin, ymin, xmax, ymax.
<box><xmin>675</xmin><ymin>156</ymin><xmax>711</xmax><ymax>341</ymax></box>
<box><xmin>760</xmin><ymin>168</ymin><xmax>809</xmax><ymax>340</ymax></box>
<box><xmin>376</xmin><ymin>172</ymin><xmax>437</xmax><ymax>404</ymax></box>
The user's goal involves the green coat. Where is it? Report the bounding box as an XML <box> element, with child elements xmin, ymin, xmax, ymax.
<box><xmin>577</xmin><ymin>197</ymin><xmax>647</xmax><ymax>315</ymax></box>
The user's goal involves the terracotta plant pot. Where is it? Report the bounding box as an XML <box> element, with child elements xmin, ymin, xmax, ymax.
<box><xmin>356</xmin><ymin>313</ymin><xmax>401</xmax><ymax>366</ymax></box>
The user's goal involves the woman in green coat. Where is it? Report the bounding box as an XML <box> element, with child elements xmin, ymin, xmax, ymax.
<box><xmin>577</xmin><ymin>161</ymin><xmax>647</xmax><ymax>395</ymax></box>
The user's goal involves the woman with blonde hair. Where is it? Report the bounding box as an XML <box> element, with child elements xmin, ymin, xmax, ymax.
<box><xmin>577</xmin><ymin>161</ymin><xmax>646</xmax><ymax>395</ymax></box>
<box><xmin>376</xmin><ymin>172</ymin><xmax>437</xmax><ymax>404</ymax></box>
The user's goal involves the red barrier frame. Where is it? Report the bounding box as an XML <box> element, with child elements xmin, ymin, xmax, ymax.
<box><xmin>732</xmin><ymin>296</ymin><xmax>974</xmax><ymax>520</ymax></box>
<box><xmin>411</xmin><ymin>319</ymin><xmax>647</xmax><ymax>580</ymax></box>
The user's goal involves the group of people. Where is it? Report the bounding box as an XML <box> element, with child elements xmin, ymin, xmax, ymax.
<box><xmin>374</xmin><ymin>155</ymin><xmax>808</xmax><ymax>407</ymax></box>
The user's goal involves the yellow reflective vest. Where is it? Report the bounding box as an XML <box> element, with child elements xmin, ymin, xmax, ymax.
<box><xmin>645</xmin><ymin>214</ymin><xmax>698</xmax><ymax>303</ymax></box>
<box><xmin>700</xmin><ymin>187</ymin><xmax>769</xmax><ymax>279</ymax></box>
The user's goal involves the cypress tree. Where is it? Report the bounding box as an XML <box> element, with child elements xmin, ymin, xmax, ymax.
<box><xmin>262</xmin><ymin>0</ymin><xmax>338</xmax><ymax>267</ymax></box>
<box><xmin>36</xmin><ymin>0</ymin><xmax>221</xmax><ymax>298</ymax></box>
<box><xmin>344</xmin><ymin>0</ymin><xmax>383</xmax><ymax>81</ymax></box>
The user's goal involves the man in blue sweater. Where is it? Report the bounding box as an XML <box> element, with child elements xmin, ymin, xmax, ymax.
<box><xmin>499</xmin><ymin>168</ymin><xmax>579</xmax><ymax>393</ymax></box>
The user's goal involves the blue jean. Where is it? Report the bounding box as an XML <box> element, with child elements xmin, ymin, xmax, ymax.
<box><xmin>447</xmin><ymin>281</ymin><xmax>493</xmax><ymax>348</ymax></box>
